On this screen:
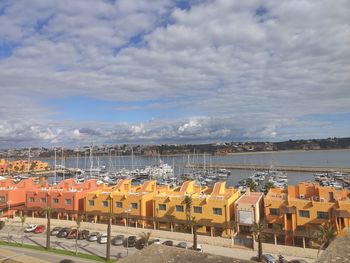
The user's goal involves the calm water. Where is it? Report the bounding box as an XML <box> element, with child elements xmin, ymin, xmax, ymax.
<box><xmin>43</xmin><ymin>149</ymin><xmax>350</xmax><ymax>187</ymax></box>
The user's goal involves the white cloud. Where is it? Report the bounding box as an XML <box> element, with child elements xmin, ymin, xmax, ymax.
<box><xmin>0</xmin><ymin>0</ymin><xmax>349</xmax><ymax>147</ymax></box>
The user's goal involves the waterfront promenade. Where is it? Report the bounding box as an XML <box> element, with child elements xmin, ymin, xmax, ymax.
<box><xmin>186</xmin><ymin>163</ymin><xmax>350</xmax><ymax>173</ymax></box>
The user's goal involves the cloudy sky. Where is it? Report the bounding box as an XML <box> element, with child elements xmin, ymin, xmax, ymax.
<box><xmin>0</xmin><ymin>0</ymin><xmax>349</xmax><ymax>148</ymax></box>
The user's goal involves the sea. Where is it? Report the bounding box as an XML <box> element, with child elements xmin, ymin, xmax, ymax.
<box><xmin>41</xmin><ymin>149</ymin><xmax>350</xmax><ymax>187</ymax></box>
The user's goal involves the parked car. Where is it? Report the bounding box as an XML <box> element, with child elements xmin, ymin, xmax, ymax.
<box><xmin>57</xmin><ymin>228</ymin><xmax>71</xmax><ymax>238</ymax></box>
<box><xmin>67</xmin><ymin>229</ymin><xmax>78</xmax><ymax>239</ymax></box>
<box><xmin>124</xmin><ymin>236</ymin><xmax>137</xmax><ymax>247</ymax></box>
<box><xmin>78</xmin><ymin>230</ymin><xmax>89</xmax><ymax>240</ymax></box>
<box><xmin>111</xmin><ymin>235</ymin><xmax>125</xmax><ymax>246</ymax></box>
<box><xmin>176</xmin><ymin>242</ymin><xmax>188</xmax><ymax>249</ymax></box>
<box><xmin>162</xmin><ymin>240</ymin><xmax>173</xmax><ymax>246</ymax></box>
<box><xmin>98</xmin><ymin>234</ymin><xmax>108</xmax><ymax>244</ymax></box>
<box><xmin>151</xmin><ymin>239</ymin><xmax>161</xmax><ymax>245</ymax></box>
<box><xmin>261</xmin><ymin>254</ymin><xmax>276</xmax><ymax>263</ymax></box>
<box><xmin>50</xmin><ymin>227</ymin><xmax>62</xmax><ymax>236</ymax></box>
<box><xmin>87</xmin><ymin>232</ymin><xmax>100</xmax><ymax>242</ymax></box>
<box><xmin>33</xmin><ymin>225</ymin><xmax>46</xmax><ymax>234</ymax></box>
<box><xmin>25</xmin><ymin>224</ymin><xmax>37</xmax><ymax>232</ymax></box>
<box><xmin>289</xmin><ymin>260</ymin><xmax>308</xmax><ymax>263</ymax></box>
<box><xmin>191</xmin><ymin>244</ymin><xmax>203</xmax><ymax>252</ymax></box>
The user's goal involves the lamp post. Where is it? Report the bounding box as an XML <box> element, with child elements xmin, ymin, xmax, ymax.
<box><xmin>125</xmin><ymin>208</ymin><xmax>131</xmax><ymax>256</ymax></box>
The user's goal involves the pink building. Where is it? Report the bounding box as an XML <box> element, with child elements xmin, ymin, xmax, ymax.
<box><xmin>24</xmin><ymin>178</ymin><xmax>101</xmax><ymax>219</ymax></box>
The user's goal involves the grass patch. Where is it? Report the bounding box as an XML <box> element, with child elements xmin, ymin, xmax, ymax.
<box><xmin>0</xmin><ymin>241</ymin><xmax>114</xmax><ymax>262</ymax></box>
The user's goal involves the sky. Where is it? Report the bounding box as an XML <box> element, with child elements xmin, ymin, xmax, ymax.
<box><xmin>0</xmin><ymin>0</ymin><xmax>349</xmax><ymax>148</ymax></box>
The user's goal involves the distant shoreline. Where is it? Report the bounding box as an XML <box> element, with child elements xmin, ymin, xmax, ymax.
<box><xmin>8</xmin><ymin>147</ymin><xmax>350</xmax><ymax>160</ymax></box>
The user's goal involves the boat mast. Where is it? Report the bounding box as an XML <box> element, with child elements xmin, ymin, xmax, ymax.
<box><xmin>54</xmin><ymin>148</ymin><xmax>57</xmax><ymax>184</ymax></box>
<box><xmin>27</xmin><ymin>147</ymin><xmax>31</xmax><ymax>175</ymax></box>
<box><xmin>131</xmin><ymin>146</ymin><xmax>134</xmax><ymax>170</ymax></box>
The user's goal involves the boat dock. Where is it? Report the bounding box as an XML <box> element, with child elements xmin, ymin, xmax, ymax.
<box><xmin>185</xmin><ymin>163</ymin><xmax>350</xmax><ymax>173</ymax></box>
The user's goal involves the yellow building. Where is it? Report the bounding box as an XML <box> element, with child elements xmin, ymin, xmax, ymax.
<box><xmin>2</xmin><ymin>160</ymin><xmax>49</xmax><ymax>174</ymax></box>
<box><xmin>154</xmin><ymin>180</ymin><xmax>240</xmax><ymax>237</ymax></box>
<box><xmin>84</xmin><ymin>179</ymin><xmax>158</xmax><ymax>227</ymax></box>
<box><xmin>264</xmin><ymin>182</ymin><xmax>350</xmax><ymax>248</ymax></box>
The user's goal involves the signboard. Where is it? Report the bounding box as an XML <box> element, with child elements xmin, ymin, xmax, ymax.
<box><xmin>239</xmin><ymin>210</ymin><xmax>253</xmax><ymax>224</ymax></box>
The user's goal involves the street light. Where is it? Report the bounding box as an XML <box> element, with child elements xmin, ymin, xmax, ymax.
<box><xmin>125</xmin><ymin>208</ymin><xmax>131</xmax><ymax>256</ymax></box>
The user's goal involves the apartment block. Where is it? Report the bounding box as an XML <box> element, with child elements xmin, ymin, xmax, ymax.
<box><xmin>264</xmin><ymin>182</ymin><xmax>350</xmax><ymax>248</ymax></box>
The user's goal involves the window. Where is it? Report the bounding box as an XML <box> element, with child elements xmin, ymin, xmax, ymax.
<box><xmin>131</xmin><ymin>203</ymin><xmax>138</xmax><ymax>209</ymax></box>
<box><xmin>194</xmin><ymin>206</ymin><xmax>202</xmax><ymax>214</ymax></box>
<box><xmin>116</xmin><ymin>202</ymin><xmax>123</xmax><ymax>208</ymax></box>
<box><xmin>29</xmin><ymin>197</ymin><xmax>35</xmax><ymax>203</ymax></box>
<box><xmin>269</xmin><ymin>208</ymin><xmax>280</xmax><ymax>215</ymax></box>
<box><xmin>213</xmin><ymin>208</ymin><xmax>222</xmax><ymax>215</ymax></box>
<box><xmin>317</xmin><ymin>211</ymin><xmax>329</xmax><ymax>219</ymax></box>
<box><xmin>88</xmin><ymin>200</ymin><xmax>94</xmax><ymax>206</ymax></box>
<box><xmin>159</xmin><ymin>204</ymin><xmax>166</xmax><ymax>211</ymax></box>
<box><xmin>299</xmin><ymin>210</ymin><xmax>310</xmax><ymax>218</ymax></box>
<box><xmin>65</xmin><ymin>199</ymin><xmax>72</xmax><ymax>205</ymax></box>
<box><xmin>40</xmin><ymin>198</ymin><xmax>46</xmax><ymax>203</ymax></box>
<box><xmin>102</xmin><ymin>201</ymin><xmax>108</xmax><ymax>207</ymax></box>
<box><xmin>0</xmin><ymin>196</ymin><xmax>5</xmax><ymax>203</ymax></box>
<box><xmin>176</xmin><ymin>205</ymin><xmax>184</xmax><ymax>212</ymax></box>
<box><xmin>53</xmin><ymin>198</ymin><xmax>59</xmax><ymax>204</ymax></box>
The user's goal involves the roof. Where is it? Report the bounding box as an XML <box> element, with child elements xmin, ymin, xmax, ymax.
<box><xmin>120</xmin><ymin>244</ymin><xmax>253</xmax><ymax>263</ymax></box>
<box><xmin>317</xmin><ymin>229</ymin><xmax>350</xmax><ymax>262</ymax></box>
<box><xmin>236</xmin><ymin>192</ymin><xmax>263</xmax><ymax>205</ymax></box>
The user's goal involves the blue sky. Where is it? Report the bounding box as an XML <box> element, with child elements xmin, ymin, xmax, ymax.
<box><xmin>0</xmin><ymin>0</ymin><xmax>349</xmax><ymax>147</ymax></box>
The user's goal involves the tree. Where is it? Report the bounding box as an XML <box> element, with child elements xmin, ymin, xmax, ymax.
<box><xmin>19</xmin><ymin>215</ymin><xmax>27</xmax><ymax>246</ymax></box>
<box><xmin>264</xmin><ymin>182</ymin><xmax>275</xmax><ymax>193</ymax></box>
<box><xmin>42</xmin><ymin>206</ymin><xmax>54</xmax><ymax>249</ymax></box>
<box><xmin>74</xmin><ymin>215</ymin><xmax>84</xmax><ymax>255</ymax></box>
<box><xmin>139</xmin><ymin>232</ymin><xmax>152</xmax><ymax>248</ymax></box>
<box><xmin>246</xmin><ymin>179</ymin><xmax>258</xmax><ymax>192</ymax></box>
<box><xmin>252</xmin><ymin>222</ymin><xmax>265</xmax><ymax>262</ymax></box>
<box><xmin>30</xmin><ymin>162</ymin><xmax>37</xmax><ymax>171</ymax></box>
<box><xmin>314</xmin><ymin>223</ymin><xmax>336</xmax><ymax>257</ymax></box>
<box><xmin>190</xmin><ymin>216</ymin><xmax>199</xmax><ymax>251</ymax></box>
<box><xmin>184</xmin><ymin>195</ymin><xmax>192</xmax><ymax>231</ymax></box>
<box><xmin>106</xmin><ymin>213</ymin><xmax>112</xmax><ymax>261</ymax></box>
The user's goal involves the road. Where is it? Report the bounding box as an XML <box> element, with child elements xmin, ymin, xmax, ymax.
<box><xmin>0</xmin><ymin>222</ymin><xmax>137</xmax><ymax>262</ymax></box>
<box><xmin>0</xmin><ymin>222</ymin><xmax>315</xmax><ymax>263</ymax></box>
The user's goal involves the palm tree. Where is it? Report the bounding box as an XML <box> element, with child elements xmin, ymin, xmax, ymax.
<box><xmin>106</xmin><ymin>213</ymin><xmax>112</xmax><ymax>261</ymax></box>
<box><xmin>42</xmin><ymin>206</ymin><xmax>54</xmax><ymax>249</ymax></box>
<box><xmin>315</xmin><ymin>223</ymin><xmax>336</xmax><ymax>257</ymax></box>
<box><xmin>139</xmin><ymin>232</ymin><xmax>152</xmax><ymax>248</ymax></box>
<box><xmin>19</xmin><ymin>215</ymin><xmax>27</xmax><ymax>246</ymax></box>
<box><xmin>190</xmin><ymin>216</ymin><xmax>199</xmax><ymax>250</ymax></box>
<box><xmin>264</xmin><ymin>182</ymin><xmax>275</xmax><ymax>193</ymax></box>
<box><xmin>184</xmin><ymin>195</ymin><xmax>192</xmax><ymax>232</ymax></box>
<box><xmin>252</xmin><ymin>222</ymin><xmax>265</xmax><ymax>262</ymax></box>
<box><xmin>74</xmin><ymin>215</ymin><xmax>84</xmax><ymax>255</ymax></box>
<box><xmin>246</xmin><ymin>179</ymin><xmax>258</xmax><ymax>192</ymax></box>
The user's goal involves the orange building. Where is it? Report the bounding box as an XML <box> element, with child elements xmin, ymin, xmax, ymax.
<box><xmin>154</xmin><ymin>181</ymin><xmax>240</xmax><ymax>237</ymax></box>
<box><xmin>24</xmin><ymin>178</ymin><xmax>100</xmax><ymax>219</ymax></box>
<box><xmin>0</xmin><ymin>159</ymin><xmax>49</xmax><ymax>175</ymax></box>
<box><xmin>0</xmin><ymin>178</ymin><xmax>47</xmax><ymax>217</ymax></box>
<box><xmin>85</xmin><ymin>179</ymin><xmax>159</xmax><ymax>226</ymax></box>
<box><xmin>264</xmin><ymin>182</ymin><xmax>350</xmax><ymax>247</ymax></box>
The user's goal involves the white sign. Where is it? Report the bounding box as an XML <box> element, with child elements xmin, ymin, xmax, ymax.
<box><xmin>239</xmin><ymin>210</ymin><xmax>253</xmax><ymax>224</ymax></box>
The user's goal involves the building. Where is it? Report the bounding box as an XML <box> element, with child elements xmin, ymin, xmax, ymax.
<box><xmin>24</xmin><ymin>178</ymin><xmax>100</xmax><ymax>219</ymax></box>
<box><xmin>235</xmin><ymin>190</ymin><xmax>264</xmax><ymax>233</ymax></box>
<box><xmin>0</xmin><ymin>159</ymin><xmax>49</xmax><ymax>175</ymax></box>
<box><xmin>154</xmin><ymin>181</ymin><xmax>240</xmax><ymax>237</ymax></box>
<box><xmin>233</xmin><ymin>190</ymin><xmax>264</xmax><ymax>248</ymax></box>
<box><xmin>0</xmin><ymin>178</ymin><xmax>47</xmax><ymax>217</ymax></box>
<box><xmin>264</xmin><ymin>182</ymin><xmax>350</xmax><ymax>248</ymax></box>
<box><xmin>84</xmin><ymin>179</ymin><xmax>158</xmax><ymax>226</ymax></box>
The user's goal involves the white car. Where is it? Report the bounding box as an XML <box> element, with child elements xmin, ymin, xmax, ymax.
<box><xmin>98</xmin><ymin>234</ymin><xmax>108</xmax><ymax>244</ymax></box>
<box><xmin>153</xmin><ymin>239</ymin><xmax>161</xmax><ymax>245</ymax></box>
<box><xmin>194</xmin><ymin>244</ymin><xmax>203</xmax><ymax>252</ymax></box>
<box><xmin>25</xmin><ymin>224</ymin><xmax>37</xmax><ymax>232</ymax></box>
